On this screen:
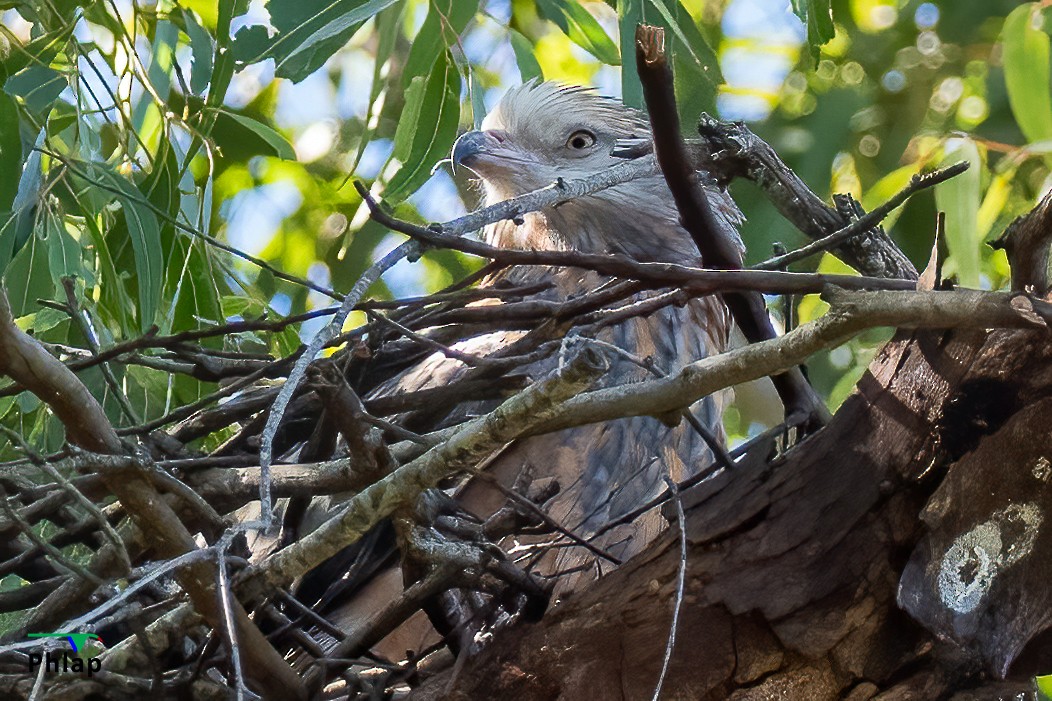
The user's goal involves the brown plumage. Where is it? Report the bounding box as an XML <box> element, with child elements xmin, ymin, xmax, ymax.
<box><xmin>297</xmin><ymin>81</ymin><xmax>743</xmax><ymax>662</ymax></box>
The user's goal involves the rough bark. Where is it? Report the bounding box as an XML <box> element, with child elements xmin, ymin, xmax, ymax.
<box><xmin>420</xmin><ymin>322</ymin><xmax>1052</xmax><ymax>700</ymax></box>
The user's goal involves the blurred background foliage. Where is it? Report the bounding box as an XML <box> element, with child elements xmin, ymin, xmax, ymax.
<box><xmin>0</xmin><ymin>0</ymin><xmax>1049</xmax><ymax>452</ymax></box>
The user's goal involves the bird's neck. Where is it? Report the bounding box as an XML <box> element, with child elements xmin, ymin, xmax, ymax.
<box><xmin>482</xmin><ymin>196</ymin><xmax>699</xmax><ymax>264</ymax></box>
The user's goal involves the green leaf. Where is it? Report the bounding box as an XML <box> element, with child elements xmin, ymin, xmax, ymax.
<box><xmin>468</xmin><ymin>69</ymin><xmax>486</xmax><ymax>129</ymax></box>
<box><xmin>44</xmin><ymin>213</ymin><xmax>82</xmax><ymax>282</ymax></box>
<box><xmin>211</xmin><ymin>109</ymin><xmax>296</xmax><ymax>160</ymax></box>
<box><xmin>87</xmin><ymin>164</ymin><xmax>164</xmax><ymax>330</ymax></box>
<box><xmin>0</xmin><ymin>129</ymin><xmax>45</xmax><ymax>275</ymax></box>
<box><xmin>509</xmin><ymin>29</ymin><xmax>543</xmax><ymax>83</ymax></box>
<box><xmin>384</xmin><ymin>51</ymin><xmax>460</xmax><ymax>203</ymax></box>
<box><xmin>617</xmin><ymin>0</ymin><xmax>719</xmax><ymax>116</ymax></box>
<box><xmin>402</xmin><ymin>0</ymin><xmax>478</xmax><ymax>85</ymax></box>
<box><xmin>1037</xmin><ymin>674</ymin><xmax>1052</xmax><ymax>701</ymax></box>
<box><xmin>0</xmin><ymin>21</ymin><xmax>75</xmax><ymax>77</ymax></box>
<box><xmin>347</xmin><ymin>1</ymin><xmax>404</xmax><ymax>175</ymax></box>
<box><xmin>0</xmin><ymin>93</ymin><xmax>21</xmax><ymax>212</ymax></box>
<box><xmin>1003</xmin><ymin>3</ymin><xmax>1052</xmax><ymax>144</ymax></box>
<box><xmin>181</xmin><ymin>0</ymin><xmax>221</xmax><ymax>31</ymax></box>
<box><xmin>230</xmin><ymin>0</ymin><xmax>400</xmax><ymax>83</ymax></box>
<box><xmin>790</xmin><ymin>0</ymin><xmax>835</xmax><ymax>57</ymax></box>
<box><xmin>935</xmin><ymin>139</ymin><xmax>983</xmax><ymax>289</ymax></box>
<box><xmin>618</xmin><ymin>0</ymin><xmax>644</xmax><ymax>109</ymax></box>
<box><xmin>182</xmin><ymin>8</ymin><xmax>214</xmax><ymax>94</ymax></box>
<box><xmin>391</xmin><ymin>75</ymin><xmax>426</xmax><ymax>163</ymax></box>
<box><xmin>861</xmin><ymin>163</ymin><xmax>920</xmax><ymax>234</ymax></box>
<box><xmin>3</xmin><ymin>65</ymin><xmax>67</xmax><ymax>114</ymax></box>
<box><xmin>536</xmin><ymin>0</ymin><xmax>620</xmax><ymax>65</ymax></box>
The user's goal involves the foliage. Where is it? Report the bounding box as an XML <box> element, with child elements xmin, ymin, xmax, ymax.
<box><xmin>0</xmin><ymin>1</ymin><xmax>1048</xmax><ymax>457</ymax></box>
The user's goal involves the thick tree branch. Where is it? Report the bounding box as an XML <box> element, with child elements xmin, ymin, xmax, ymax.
<box><xmin>635</xmin><ymin>24</ymin><xmax>827</xmax><ymax>426</ymax></box>
<box><xmin>529</xmin><ymin>289</ymin><xmax>1051</xmax><ymax>435</ymax></box>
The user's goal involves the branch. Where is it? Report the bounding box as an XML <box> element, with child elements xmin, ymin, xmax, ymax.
<box><xmin>634</xmin><ymin>23</ymin><xmax>827</xmax><ymax>426</ymax></box>
<box><xmin>239</xmin><ymin>347</ymin><xmax>608</xmax><ymax>599</ymax></box>
<box><xmin>753</xmin><ymin>162</ymin><xmax>970</xmax><ymax>271</ymax></box>
<box><xmin>354</xmin><ymin>182</ymin><xmax>913</xmax><ymax>295</ymax></box>
<box><xmin>257</xmin><ymin>240</ymin><xmax>420</xmax><ymax>527</ymax></box>
<box><xmin>439</xmin><ymin>159</ymin><xmax>660</xmax><ymax>236</ymax></box>
<box><xmin>529</xmin><ymin>289</ymin><xmax>1052</xmax><ymax>435</ymax></box>
<box><xmin>0</xmin><ymin>286</ymin><xmax>122</xmax><ymax>453</ymax></box>
<box><xmin>695</xmin><ymin>115</ymin><xmax>919</xmax><ymax>280</ymax></box>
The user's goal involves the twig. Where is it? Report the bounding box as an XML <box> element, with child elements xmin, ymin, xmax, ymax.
<box><xmin>0</xmin><ymin>427</ymin><xmax>131</xmax><ymax>574</ymax></box>
<box><xmin>61</xmin><ymin>278</ymin><xmax>142</xmax><ymax>425</ymax></box>
<box><xmin>753</xmin><ymin>162</ymin><xmax>970</xmax><ymax>271</ymax></box>
<box><xmin>355</xmin><ymin>183</ymin><xmax>914</xmax><ymax>295</ymax></box>
<box><xmin>215</xmin><ymin>534</ymin><xmax>253</xmax><ymax>701</ymax></box>
<box><xmin>438</xmin><ymin>160</ymin><xmax>660</xmax><ymax>236</ymax></box>
<box><xmin>651</xmin><ymin>475</ymin><xmax>687</xmax><ymax>701</ymax></box>
<box><xmin>526</xmin><ymin>288</ymin><xmax>1052</xmax><ymax>436</ymax></box>
<box><xmin>257</xmin><ymin>240</ymin><xmax>421</xmax><ymax>528</ymax></box>
<box><xmin>241</xmin><ymin>347</ymin><xmax>607</xmax><ymax>599</ymax></box>
<box><xmin>0</xmin><ymin>484</ymin><xmax>103</xmax><ymax>586</ymax></box>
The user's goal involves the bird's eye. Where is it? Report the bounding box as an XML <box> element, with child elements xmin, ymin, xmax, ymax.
<box><xmin>566</xmin><ymin>130</ymin><xmax>597</xmax><ymax>150</ymax></box>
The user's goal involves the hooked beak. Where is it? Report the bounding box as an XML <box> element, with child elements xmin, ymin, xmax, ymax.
<box><xmin>452</xmin><ymin>129</ymin><xmax>511</xmax><ymax>171</ymax></box>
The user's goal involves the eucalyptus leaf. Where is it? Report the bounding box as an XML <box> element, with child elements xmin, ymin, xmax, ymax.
<box><xmin>231</xmin><ymin>0</ymin><xmax>399</xmax><ymax>82</ymax></box>
<box><xmin>509</xmin><ymin>29</ymin><xmax>543</xmax><ymax>83</ymax></box>
<box><xmin>3</xmin><ymin>65</ymin><xmax>67</xmax><ymax>114</ymax></box>
<box><xmin>384</xmin><ymin>51</ymin><xmax>460</xmax><ymax>203</ymax></box>
<box><xmin>536</xmin><ymin>0</ymin><xmax>621</xmax><ymax>66</ymax></box>
<box><xmin>44</xmin><ymin>213</ymin><xmax>82</xmax><ymax>282</ymax></box>
<box><xmin>182</xmin><ymin>8</ymin><xmax>214</xmax><ymax>94</ymax></box>
<box><xmin>402</xmin><ymin>0</ymin><xmax>478</xmax><ymax>85</ymax></box>
<box><xmin>83</xmin><ymin>163</ymin><xmax>165</xmax><ymax>330</ymax></box>
<box><xmin>212</xmin><ymin>109</ymin><xmax>296</xmax><ymax>160</ymax></box>
<box><xmin>935</xmin><ymin>139</ymin><xmax>983</xmax><ymax>289</ymax></box>
<box><xmin>1002</xmin><ymin>3</ymin><xmax>1052</xmax><ymax>144</ymax></box>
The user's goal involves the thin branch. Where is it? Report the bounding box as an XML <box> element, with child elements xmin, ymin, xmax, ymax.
<box><xmin>753</xmin><ymin>162</ymin><xmax>970</xmax><ymax>271</ymax></box>
<box><xmin>355</xmin><ymin>182</ymin><xmax>915</xmax><ymax>296</ymax></box>
<box><xmin>634</xmin><ymin>23</ymin><xmax>826</xmax><ymax>426</ymax></box>
<box><xmin>241</xmin><ymin>347</ymin><xmax>607</xmax><ymax>599</ymax></box>
<box><xmin>651</xmin><ymin>475</ymin><xmax>687</xmax><ymax>701</ymax></box>
<box><xmin>257</xmin><ymin>240</ymin><xmax>421</xmax><ymax>528</ymax></box>
<box><xmin>527</xmin><ymin>289</ymin><xmax>1052</xmax><ymax>436</ymax></box>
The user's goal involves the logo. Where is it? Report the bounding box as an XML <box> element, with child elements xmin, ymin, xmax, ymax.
<box><xmin>27</xmin><ymin>632</ymin><xmax>103</xmax><ymax>677</ymax></box>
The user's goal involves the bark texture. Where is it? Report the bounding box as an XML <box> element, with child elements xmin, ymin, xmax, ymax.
<box><xmin>419</xmin><ymin>323</ymin><xmax>1052</xmax><ymax>700</ymax></box>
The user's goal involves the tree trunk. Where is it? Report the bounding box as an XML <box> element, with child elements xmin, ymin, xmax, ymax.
<box><xmin>419</xmin><ymin>323</ymin><xmax>1052</xmax><ymax>700</ymax></box>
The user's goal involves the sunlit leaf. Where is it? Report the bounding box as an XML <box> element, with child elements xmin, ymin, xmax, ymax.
<box><xmin>402</xmin><ymin>0</ymin><xmax>479</xmax><ymax>85</ymax></box>
<box><xmin>85</xmin><ymin>164</ymin><xmax>165</xmax><ymax>330</ymax></box>
<box><xmin>935</xmin><ymin>139</ymin><xmax>983</xmax><ymax>288</ymax></box>
<box><xmin>3</xmin><ymin>65</ymin><xmax>67</xmax><ymax>114</ymax></box>
<box><xmin>211</xmin><ymin>109</ymin><xmax>296</xmax><ymax>160</ymax></box>
<box><xmin>509</xmin><ymin>29</ymin><xmax>543</xmax><ymax>82</ymax></box>
<box><xmin>384</xmin><ymin>51</ymin><xmax>461</xmax><ymax>203</ymax></box>
<box><xmin>1037</xmin><ymin>674</ymin><xmax>1052</xmax><ymax>701</ymax></box>
<box><xmin>44</xmin><ymin>213</ymin><xmax>82</xmax><ymax>282</ymax></box>
<box><xmin>182</xmin><ymin>8</ymin><xmax>214</xmax><ymax>94</ymax></box>
<box><xmin>861</xmin><ymin>163</ymin><xmax>920</xmax><ymax>234</ymax></box>
<box><xmin>790</xmin><ymin>0</ymin><xmax>835</xmax><ymax>57</ymax></box>
<box><xmin>537</xmin><ymin>0</ymin><xmax>620</xmax><ymax>66</ymax></box>
<box><xmin>1002</xmin><ymin>3</ymin><xmax>1052</xmax><ymax>144</ymax></box>
<box><xmin>231</xmin><ymin>0</ymin><xmax>400</xmax><ymax>82</ymax></box>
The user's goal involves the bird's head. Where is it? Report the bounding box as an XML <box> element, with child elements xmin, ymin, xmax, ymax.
<box><xmin>452</xmin><ymin>81</ymin><xmax>650</xmax><ymax>202</ymax></box>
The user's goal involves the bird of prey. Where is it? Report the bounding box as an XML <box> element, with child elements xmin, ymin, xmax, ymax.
<box><xmin>294</xmin><ymin>81</ymin><xmax>745</xmax><ymax>664</ymax></box>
